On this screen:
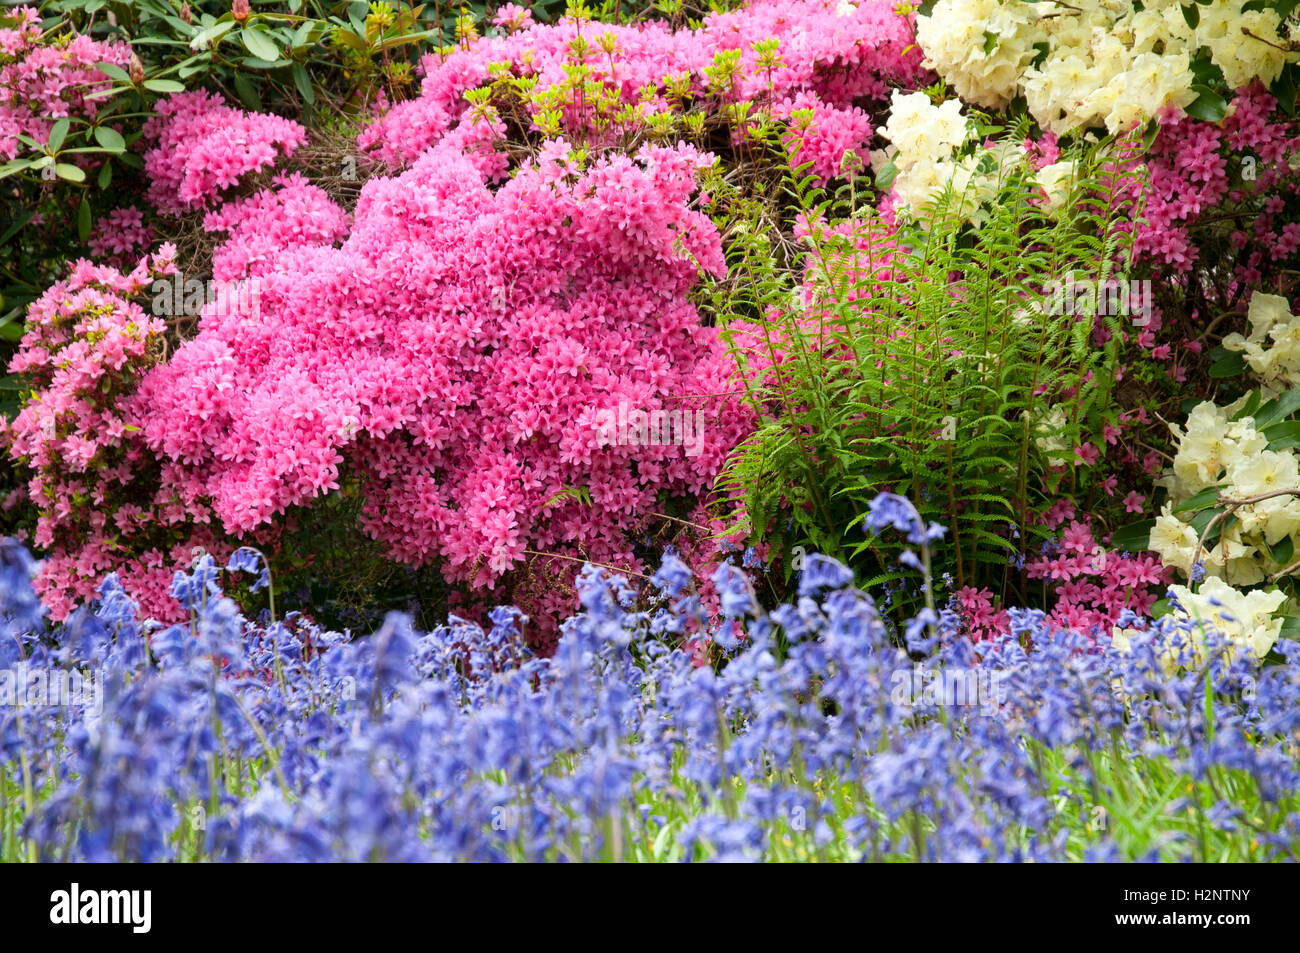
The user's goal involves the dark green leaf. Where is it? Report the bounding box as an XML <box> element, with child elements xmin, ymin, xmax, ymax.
<box><xmin>1186</xmin><ymin>85</ymin><xmax>1228</xmax><ymax>123</ymax></box>
<box><xmin>77</xmin><ymin>198</ymin><xmax>92</xmax><ymax>243</ymax></box>
<box><xmin>1110</xmin><ymin>519</ymin><xmax>1157</xmax><ymax>553</ymax></box>
<box><xmin>1173</xmin><ymin>487</ymin><xmax>1221</xmax><ymax>514</ymax></box>
<box><xmin>1264</xmin><ymin>420</ymin><xmax>1300</xmax><ymax>451</ymax></box>
<box><xmin>233</xmin><ymin>71</ymin><xmax>262</xmax><ymax>110</ymax></box>
<box><xmin>293</xmin><ymin>62</ymin><xmax>315</xmax><ymax>105</ymax></box>
<box><xmin>1253</xmin><ymin>385</ymin><xmax>1300</xmax><ymax>428</ymax></box>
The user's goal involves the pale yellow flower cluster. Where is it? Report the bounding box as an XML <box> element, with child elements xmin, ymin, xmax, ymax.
<box><xmin>875</xmin><ymin>90</ymin><xmax>1034</xmax><ymax>222</ymax></box>
<box><xmin>1112</xmin><ymin>576</ymin><xmax>1287</xmax><ymax>670</ymax></box>
<box><xmin>875</xmin><ymin>91</ymin><xmax>976</xmax><ymax>221</ymax></box>
<box><xmin>916</xmin><ymin>0</ymin><xmax>1292</xmax><ymax>136</ymax></box>
<box><xmin>1031</xmin><ymin>403</ymin><xmax>1070</xmax><ymax>456</ymax></box>
<box><xmin>1153</xmin><ymin>395</ymin><xmax>1300</xmax><ymax>585</ymax></box>
<box><xmin>1221</xmin><ymin>292</ymin><xmax>1300</xmax><ymax>399</ymax></box>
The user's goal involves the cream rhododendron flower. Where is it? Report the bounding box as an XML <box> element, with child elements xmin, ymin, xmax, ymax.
<box><xmin>917</xmin><ymin>0</ymin><xmax>1295</xmax><ymax>135</ymax></box>
<box><xmin>1149</xmin><ymin>504</ymin><xmax>1201</xmax><ymax>575</ymax></box>
<box><xmin>1031</xmin><ymin>404</ymin><xmax>1069</xmax><ymax>456</ymax></box>
<box><xmin>1035</xmin><ymin>159</ymin><xmax>1076</xmax><ymax>210</ymax></box>
<box><xmin>1153</xmin><ymin>383</ymin><xmax>1300</xmax><ymax>587</ymax></box>
<box><xmin>1113</xmin><ymin>577</ymin><xmax>1286</xmax><ymax>671</ymax></box>
<box><xmin>1222</xmin><ymin>292</ymin><xmax>1300</xmax><ymax>398</ymax></box>
<box><xmin>880</xmin><ymin>91</ymin><xmax>1035</xmax><ymax>224</ymax></box>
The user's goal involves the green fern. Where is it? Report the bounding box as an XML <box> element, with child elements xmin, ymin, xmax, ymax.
<box><xmin>709</xmin><ymin>119</ymin><xmax>1148</xmax><ymax>603</ymax></box>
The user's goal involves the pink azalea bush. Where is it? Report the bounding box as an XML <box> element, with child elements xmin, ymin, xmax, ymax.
<box><xmin>0</xmin><ymin>5</ymin><xmax>131</xmax><ymax>163</ymax></box>
<box><xmin>141</xmin><ymin>90</ymin><xmax>307</xmax><ymax>215</ymax></box>
<box><xmin>8</xmin><ymin>107</ymin><xmax>755</xmax><ymax>645</ymax></box>
<box><xmin>0</xmin><ymin>0</ymin><xmax>932</xmax><ymax>637</ymax></box>
<box><xmin>358</xmin><ymin>0</ymin><xmax>927</xmax><ymax>177</ymax></box>
<box><xmin>0</xmin><ymin>248</ymin><xmax>229</xmax><ymax>621</ymax></box>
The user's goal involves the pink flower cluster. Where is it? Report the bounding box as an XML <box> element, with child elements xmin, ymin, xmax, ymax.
<box><xmin>0</xmin><ymin>5</ymin><xmax>131</xmax><ymax>162</ymax></box>
<box><xmin>203</xmin><ymin>172</ymin><xmax>350</xmax><ymax>281</ymax></box>
<box><xmin>87</xmin><ymin>205</ymin><xmax>155</xmax><ymax>265</ymax></box>
<box><xmin>359</xmin><ymin>0</ymin><xmax>926</xmax><ymax>180</ymax></box>
<box><xmin>20</xmin><ymin>113</ymin><xmax>752</xmax><ymax>639</ymax></box>
<box><xmin>2</xmin><ymin>248</ymin><xmax>226</xmax><ymax>621</ymax></box>
<box><xmin>1120</xmin><ymin>86</ymin><xmax>1300</xmax><ymax>293</ymax></box>
<box><xmin>140</xmin><ymin>90</ymin><xmax>307</xmax><ymax>214</ymax></box>
<box><xmin>954</xmin><ymin>519</ymin><xmax>1170</xmax><ymax>643</ymax></box>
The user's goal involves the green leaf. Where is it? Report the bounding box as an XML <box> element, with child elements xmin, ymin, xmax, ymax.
<box><xmin>96</xmin><ymin>62</ymin><xmax>133</xmax><ymax>83</ymax></box>
<box><xmin>1271</xmin><ymin>62</ymin><xmax>1299</xmax><ymax>117</ymax></box>
<box><xmin>292</xmin><ymin>21</ymin><xmax>317</xmax><ymax>49</ymax></box>
<box><xmin>1185</xmin><ymin>85</ymin><xmax>1228</xmax><ymax>123</ymax></box>
<box><xmin>1253</xmin><ymin>385</ymin><xmax>1300</xmax><ymax>429</ymax></box>
<box><xmin>332</xmin><ymin>28</ymin><xmax>368</xmax><ymax>53</ymax></box>
<box><xmin>233</xmin><ymin>71</ymin><xmax>262</xmax><ymax>111</ymax></box>
<box><xmin>97</xmin><ymin>160</ymin><xmax>113</xmax><ymax>189</ymax></box>
<box><xmin>1208</xmin><ymin>349</ymin><xmax>1245</xmax><ymax>378</ymax></box>
<box><xmin>92</xmin><ymin>126</ymin><xmax>125</xmax><ymax>153</ymax></box>
<box><xmin>241</xmin><ymin>27</ymin><xmax>281</xmax><ymax>62</ymax></box>
<box><xmin>0</xmin><ymin>207</ymin><xmax>33</xmax><ymax>244</ymax></box>
<box><xmin>293</xmin><ymin>62</ymin><xmax>315</xmax><ymax>105</ymax></box>
<box><xmin>143</xmin><ymin>79</ymin><xmax>186</xmax><ymax>94</ymax></box>
<box><xmin>1173</xmin><ymin>487</ymin><xmax>1221</xmax><ymax>514</ymax></box>
<box><xmin>1264</xmin><ymin>420</ymin><xmax>1300</xmax><ymax>451</ymax></box>
<box><xmin>874</xmin><ymin>158</ymin><xmax>898</xmax><ymax>191</ymax></box>
<box><xmin>1181</xmin><ymin>3</ymin><xmax>1199</xmax><ymax>28</ymax></box>
<box><xmin>0</xmin><ymin>158</ymin><xmax>34</xmax><ymax>180</ymax></box>
<box><xmin>1277</xmin><ymin>615</ymin><xmax>1300</xmax><ymax>646</ymax></box>
<box><xmin>191</xmin><ymin>21</ymin><xmax>237</xmax><ymax>50</ymax></box>
<box><xmin>1110</xmin><ymin>519</ymin><xmax>1157</xmax><ymax>553</ymax></box>
<box><xmin>54</xmin><ymin>163</ymin><xmax>86</xmax><ymax>183</ymax></box>
<box><xmin>47</xmin><ymin>117</ymin><xmax>70</xmax><ymax>154</ymax></box>
<box><xmin>1271</xmin><ymin>535</ymin><xmax>1294</xmax><ymax>567</ymax></box>
<box><xmin>77</xmin><ymin>198</ymin><xmax>92</xmax><ymax>242</ymax></box>
<box><xmin>1232</xmin><ymin>388</ymin><xmax>1262</xmax><ymax>421</ymax></box>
